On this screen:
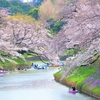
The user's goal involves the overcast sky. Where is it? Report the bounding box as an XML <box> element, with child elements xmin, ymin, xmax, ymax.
<box><xmin>23</xmin><ymin>0</ymin><xmax>33</xmax><ymax>2</ymax></box>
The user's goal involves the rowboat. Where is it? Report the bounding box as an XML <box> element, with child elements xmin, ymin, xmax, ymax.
<box><xmin>0</xmin><ymin>71</ymin><xmax>8</xmax><ymax>77</ymax></box>
<box><xmin>0</xmin><ymin>71</ymin><xmax>8</xmax><ymax>74</ymax></box>
<box><xmin>37</xmin><ymin>66</ymin><xmax>45</xmax><ymax>70</ymax></box>
<box><xmin>14</xmin><ymin>68</ymin><xmax>27</xmax><ymax>72</ymax></box>
<box><xmin>32</xmin><ymin>63</ymin><xmax>48</xmax><ymax>70</ymax></box>
<box><xmin>69</xmin><ymin>89</ymin><xmax>78</xmax><ymax>94</ymax></box>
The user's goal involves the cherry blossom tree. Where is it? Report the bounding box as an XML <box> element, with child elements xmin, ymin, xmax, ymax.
<box><xmin>1</xmin><ymin>0</ymin><xmax>100</xmax><ymax>68</ymax></box>
<box><xmin>0</xmin><ymin>12</ymin><xmax>60</xmax><ymax>65</ymax></box>
<box><xmin>53</xmin><ymin>0</ymin><xmax>100</xmax><ymax>81</ymax></box>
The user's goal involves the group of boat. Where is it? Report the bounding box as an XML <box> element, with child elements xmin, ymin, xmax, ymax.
<box><xmin>0</xmin><ymin>63</ymin><xmax>49</xmax><ymax>76</ymax></box>
<box><xmin>31</xmin><ymin>63</ymin><xmax>50</xmax><ymax>70</ymax></box>
<box><xmin>0</xmin><ymin>63</ymin><xmax>78</xmax><ymax>94</ymax></box>
<box><xmin>0</xmin><ymin>68</ymin><xmax>28</xmax><ymax>77</ymax></box>
<box><xmin>31</xmin><ymin>62</ymin><xmax>66</xmax><ymax>70</ymax></box>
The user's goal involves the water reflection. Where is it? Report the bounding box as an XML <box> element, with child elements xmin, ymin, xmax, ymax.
<box><xmin>0</xmin><ymin>67</ymin><xmax>96</xmax><ymax>100</ymax></box>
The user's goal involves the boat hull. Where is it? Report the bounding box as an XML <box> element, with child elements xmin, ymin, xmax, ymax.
<box><xmin>0</xmin><ymin>71</ymin><xmax>8</xmax><ymax>74</ymax></box>
<box><xmin>69</xmin><ymin>89</ymin><xmax>78</xmax><ymax>94</ymax></box>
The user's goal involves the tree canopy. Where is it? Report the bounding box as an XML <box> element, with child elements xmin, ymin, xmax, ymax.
<box><xmin>28</xmin><ymin>8</ymin><xmax>39</xmax><ymax>20</ymax></box>
<box><xmin>0</xmin><ymin>0</ymin><xmax>33</xmax><ymax>14</ymax></box>
<box><xmin>0</xmin><ymin>0</ymin><xmax>100</xmax><ymax>69</ymax></box>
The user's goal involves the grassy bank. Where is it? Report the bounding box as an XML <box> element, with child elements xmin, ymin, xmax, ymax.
<box><xmin>54</xmin><ymin>62</ymin><xmax>100</xmax><ymax>99</ymax></box>
<box><xmin>0</xmin><ymin>57</ymin><xmax>31</xmax><ymax>71</ymax></box>
<box><xmin>0</xmin><ymin>51</ymin><xmax>50</xmax><ymax>71</ymax></box>
<box><xmin>0</xmin><ymin>52</ymin><xmax>35</xmax><ymax>71</ymax></box>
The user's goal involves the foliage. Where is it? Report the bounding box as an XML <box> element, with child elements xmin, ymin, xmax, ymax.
<box><xmin>0</xmin><ymin>0</ymin><xmax>12</xmax><ymax>8</ymax></box>
<box><xmin>47</xmin><ymin>18</ymin><xmax>54</xmax><ymax>22</ymax></box>
<box><xmin>9</xmin><ymin>13</ymin><xmax>37</xmax><ymax>24</ymax></box>
<box><xmin>50</xmin><ymin>21</ymin><xmax>67</xmax><ymax>35</ymax></box>
<box><xmin>11</xmin><ymin>6</ymin><xmax>23</xmax><ymax>14</ymax></box>
<box><xmin>10</xmin><ymin>0</ymin><xmax>33</xmax><ymax>14</ymax></box>
<box><xmin>66</xmin><ymin>49</ymin><xmax>78</xmax><ymax>56</ymax></box>
<box><xmin>39</xmin><ymin>0</ymin><xmax>57</xmax><ymax>21</ymax></box>
<box><xmin>0</xmin><ymin>0</ymin><xmax>33</xmax><ymax>14</ymax></box>
<box><xmin>28</xmin><ymin>8</ymin><xmax>39</xmax><ymax>20</ymax></box>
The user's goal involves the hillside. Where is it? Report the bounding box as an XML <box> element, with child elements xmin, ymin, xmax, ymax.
<box><xmin>52</xmin><ymin>0</ymin><xmax>100</xmax><ymax>99</ymax></box>
<box><xmin>0</xmin><ymin>0</ymin><xmax>100</xmax><ymax>67</ymax></box>
<box><xmin>0</xmin><ymin>0</ymin><xmax>100</xmax><ymax>68</ymax></box>
<box><xmin>0</xmin><ymin>0</ymin><xmax>33</xmax><ymax>14</ymax></box>
<box><xmin>50</xmin><ymin>0</ymin><xmax>100</xmax><ymax>77</ymax></box>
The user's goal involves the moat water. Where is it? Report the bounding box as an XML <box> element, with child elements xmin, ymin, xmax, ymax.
<box><xmin>0</xmin><ymin>67</ymin><xmax>96</xmax><ymax>100</ymax></box>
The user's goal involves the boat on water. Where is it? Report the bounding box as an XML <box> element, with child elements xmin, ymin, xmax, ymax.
<box><xmin>32</xmin><ymin>63</ymin><xmax>49</xmax><ymax>70</ymax></box>
<box><xmin>69</xmin><ymin>89</ymin><xmax>78</xmax><ymax>94</ymax></box>
<box><xmin>36</xmin><ymin>66</ymin><xmax>46</xmax><ymax>70</ymax></box>
<box><xmin>0</xmin><ymin>71</ymin><xmax>8</xmax><ymax>77</ymax></box>
<box><xmin>14</xmin><ymin>68</ymin><xmax>27</xmax><ymax>72</ymax></box>
<box><xmin>14</xmin><ymin>69</ymin><xmax>26</xmax><ymax>72</ymax></box>
<box><xmin>0</xmin><ymin>71</ymin><xmax>8</xmax><ymax>74</ymax></box>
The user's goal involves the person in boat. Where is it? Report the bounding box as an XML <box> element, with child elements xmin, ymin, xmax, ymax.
<box><xmin>69</xmin><ymin>86</ymin><xmax>78</xmax><ymax>94</ymax></box>
<box><xmin>18</xmin><ymin>68</ymin><xmax>20</xmax><ymax>70</ymax></box>
<box><xmin>34</xmin><ymin>64</ymin><xmax>38</xmax><ymax>69</ymax></box>
<box><xmin>42</xmin><ymin>66</ymin><xmax>45</xmax><ymax>69</ymax></box>
<box><xmin>31</xmin><ymin>63</ymin><xmax>34</xmax><ymax>66</ymax></box>
<box><xmin>72</xmin><ymin>86</ymin><xmax>76</xmax><ymax>91</ymax></box>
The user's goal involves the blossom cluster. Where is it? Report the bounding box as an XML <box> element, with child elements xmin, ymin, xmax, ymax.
<box><xmin>84</xmin><ymin>70</ymin><xmax>100</xmax><ymax>87</ymax></box>
<box><xmin>90</xmin><ymin>79</ymin><xmax>100</xmax><ymax>87</ymax></box>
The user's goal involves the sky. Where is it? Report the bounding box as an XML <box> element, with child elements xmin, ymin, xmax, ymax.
<box><xmin>23</xmin><ymin>0</ymin><xmax>33</xmax><ymax>2</ymax></box>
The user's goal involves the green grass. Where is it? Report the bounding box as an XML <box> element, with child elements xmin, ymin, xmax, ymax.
<box><xmin>11</xmin><ymin>58</ymin><xmax>25</xmax><ymax>64</ymax></box>
<box><xmin>0</xmin><ymin>60</ymin><xmax>13</xmax><ymax>66</ymax></box>
<box><xmin>54</xmin><ymin>55</ymin><xmax>100</xmax><ymax>98</ymax></box>
<box><xmin>23</xmin><ymin>52</ymin><xmax>37</xmax><ymax>58</ymax></box>
<box><xmin>54</xmin><ymin>65</ymin><xmax>100</xmax><ymax>90</ymax></box>
<box><xmin>0</xmin><ymin>52</ymin><xmax>35</xmax><ymax>70</ymax></box>
<box><xmin>67</xmin><ymin>66</ymin><xmax>98</xmax><ymax>86</ymax></box>
<box><xmin>0</xmin><ymin>50</ymin><xmax>43</xmax><ymax>70</ymax></box>
<box><xmin>64</xmin><ymin>66</ymin><xmax>100</xmax><ymax>96</ymax></box>
<box><xmin>0</xmin><ymin>59</ymin><xmax>16</xmax><ymax>70</ymax></box>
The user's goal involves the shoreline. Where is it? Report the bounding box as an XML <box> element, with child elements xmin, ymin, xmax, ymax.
<box><xmin>54</xmin><ymin>73</ymin><xmax>100</xmax><ymax>100</ymax></box>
